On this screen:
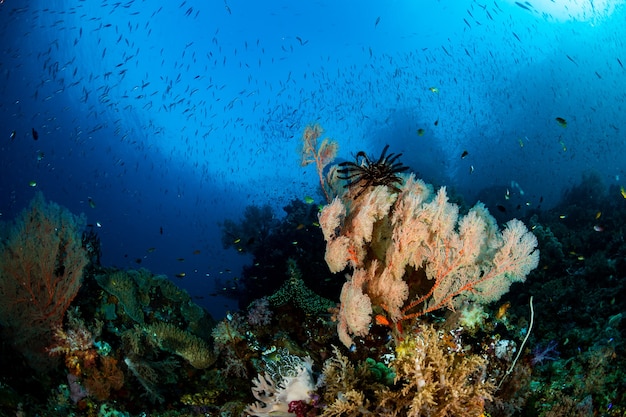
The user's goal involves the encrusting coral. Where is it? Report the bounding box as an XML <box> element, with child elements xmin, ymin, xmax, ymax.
<box><xmin>96</xmin><ymin>271</ymin><xmax>145</xmax><ymax>324</ymax></box>
<box><xmin>146</xmin><ymin>322</ymin><xmax>215</xmax><ymax>369</ymax></box>
<box><xmin>319</xmin><ymin>172</ymin><xmax>539</xmax><ymax>348</ymax></box>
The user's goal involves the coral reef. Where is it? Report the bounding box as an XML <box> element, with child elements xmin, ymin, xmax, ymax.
<box><xmin>2</xmin><ymin>137</ymin><xmax>626</xmax><ymax>417</ymax></box>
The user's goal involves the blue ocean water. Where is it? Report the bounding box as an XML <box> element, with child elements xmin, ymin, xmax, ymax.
<box><xmin>1</xmin><ymin>0</ymin><xmax>625</xmax><ymax>322</ymax></box>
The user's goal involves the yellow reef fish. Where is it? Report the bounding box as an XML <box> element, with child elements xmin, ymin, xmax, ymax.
<box><xmin>621</xmin><ymin>186</ymin><xmax>626</xmax><ymax>199</ymax></box>
<box><xmin>303</xmin><ymin>196</ymin><xmax>314</xmax><ymax>204</ymax></box>
<box><xmin>429</xmin><ymin>86</ymin><xmax>439</xmax><ymax>94</ymax></box>
<box><xmin>496</xmin><ymin>302</ymin><xmax>511</xmax><ymax>319</ymax></box>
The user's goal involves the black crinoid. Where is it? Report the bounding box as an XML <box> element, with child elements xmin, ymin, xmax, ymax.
<box><xmin>337</xmin><ymin>144</ymin><xmax>409</xmax><ymax>198</ymax></box>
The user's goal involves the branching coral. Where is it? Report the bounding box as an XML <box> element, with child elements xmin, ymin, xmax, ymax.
<box><xmin>124</xmin><ymin>356</ymin><xmax>164</xmax><ymax>403</ymax></box>
<box><xmin>82</xmin><ymin>356</ymin><xmax>124</xmax><ymax>401</ymax></box>
<box><xmin>380</xmin><ymin>324</ymin><xmax>494</xmax><ymax>417</ymax></box>
<box><xmin>48</xmin><ymin>308</ymin><xmax>124</xmax><ymax>402</ymax></box>
<box><xmin>322</xmin><ymin>390</ymin><xmax>369</xmax><ymax>417</ymax></box>
<box><xmin>316</xmin><ymin>327</ymin><xmax>494</xmax><ymax>416</ymax></box>
<box><xmin>316</xmin><ymin>327</ymin><xmax>494</xmax><ymax>417</ymax></box>
<box><xmin>47</xmin><ymin>308</ymin><xmax>102</xmax><ymax>375</ymax></box>
<box><xmin>320</xmin><ymin>346</ymin><xmax>359</xmax><ymax>402</ymax></box>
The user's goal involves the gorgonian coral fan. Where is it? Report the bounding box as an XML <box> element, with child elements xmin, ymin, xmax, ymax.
<box><xmin>319</xmin><ymin>173</ymin><xmax>539</xmax><ymax>348</ymax></box>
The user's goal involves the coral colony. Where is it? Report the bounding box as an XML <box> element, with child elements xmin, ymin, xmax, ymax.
<box><xmin>0</xmin><ymin>125</ymin><xmax>625</xmax><ymax>416</ymax></box>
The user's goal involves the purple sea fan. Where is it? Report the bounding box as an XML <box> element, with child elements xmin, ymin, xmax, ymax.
<box><xmin>531</xmin><ymin>340</ymin><xmax>560</xmax><ymax>366</ymax></box>
<box><xmin>247</xmin><ymin>297</ymin><xmax>273</xmax><ymax>326</ymax></box>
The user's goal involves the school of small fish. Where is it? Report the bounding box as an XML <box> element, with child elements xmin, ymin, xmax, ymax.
<box><xmin>0</xmin><ymin>0</ymin><xmax>624</xmax><ymax>307</ymax></box>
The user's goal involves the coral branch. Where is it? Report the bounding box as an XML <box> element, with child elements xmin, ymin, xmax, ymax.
<box><xmin>300</xmin><ymin>124</ymin><xmax>338</xmax><ymax>203</ymax></box>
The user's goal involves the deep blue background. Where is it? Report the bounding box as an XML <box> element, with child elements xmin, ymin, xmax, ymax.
<box><xmin>1</xmin><ymin>0</ymin><xmax>625</xmax><ymax>319</ymax></box>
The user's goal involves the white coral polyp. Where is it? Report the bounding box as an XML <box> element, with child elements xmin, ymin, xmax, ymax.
<box><xmin>246</xmin><ymin>356</ymin><xmax>315</xmax><ymax>417</ymax></box>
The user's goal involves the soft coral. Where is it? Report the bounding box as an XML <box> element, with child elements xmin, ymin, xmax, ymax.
<box><xmin>531</xmin><ymin>340</ymin><xmax>560</xmax><ymax>366</ymax></box>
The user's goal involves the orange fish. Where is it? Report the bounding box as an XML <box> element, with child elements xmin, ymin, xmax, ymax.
<box><xmin>496</xmin><ymin>301</ymin><xmax>511</xmax><ymax>319</ymax></box>
<box><xmin>375</xmin><ymin>314</ymin><xmax>391</xmax><ymax>326</ymax></box>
